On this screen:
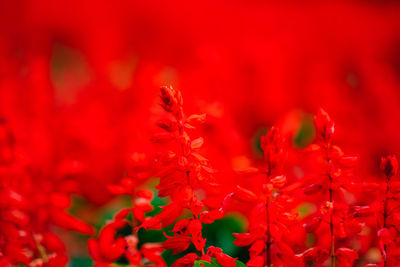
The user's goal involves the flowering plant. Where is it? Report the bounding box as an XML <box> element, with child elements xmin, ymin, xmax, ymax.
<box><xmin>89</xmin><ymin>86</ymin><xmax>241</xmax><ymax>267</ymax></box>
<box><xmin>0</xmin><ymin>121</ymin><xmax>93</xmax><ymax>266</ymax></box>
<box><xmin>2</xmin><ymin>85</ymin><xmax>400</xmax><ymax>267</ymax></box>
<box><xmin>232</xmin><ymin>126</ymin><xmax>299</xmax><ymax>267</ymax></box>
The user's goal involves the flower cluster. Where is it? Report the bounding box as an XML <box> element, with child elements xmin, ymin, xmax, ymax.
<box><xmin>4</xmin><ymin>83</ymin><xmax>400</xmax><ymax>267</ymax></box>
<box><xmin>88</xmin><ymin>180</ymin><xmax>165</xmax><ymax>267</ymax></box>
<box><xmin>229</xmin><ymin>108</ymin><xmax>399</xmax><ymax>267</ymax></box>
<box><xmin>88</xmin><ymin>86</ymin><xmax>236</xmax><ymax>267</ymax></box>
<box><xmin>232</xmin><ymin>127</ymin><xmax>298</xmax><ymax>267</ymax></box>
<box><xmin>138</xmin><ymin>86</ymin><xmax>235</xmax><ymax>267</ymax></box>
<box><xmin>358</xmin><ymin>155</ymin><xmax>400</xmax><ymax>267</ymax></box>
<box><xmin>298</xmin><ymin>109</ymin><xmax>362</xmax><ymax>267</ymax></box>
<box><xmin>0</xmin><ymin>121</ymin><xmax>94</xmax><ymax>266</ymax></box>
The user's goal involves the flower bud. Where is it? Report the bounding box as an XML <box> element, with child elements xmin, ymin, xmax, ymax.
<box><xmin>380</xmin><ymin>155</ymin><xmax>398</xmax><ymax>178</ymax></box>
<box><xmin>314</xmin><ymin>108</ymin><xmax>335</xmax><ymax>142</ymax></box>
<box><xmin>160</xmin><ymin>86</ymin><xmax>183</xmax><ymax>115</ymax></box>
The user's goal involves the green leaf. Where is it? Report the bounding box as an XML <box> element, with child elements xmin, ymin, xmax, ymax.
<box><xmin>235</xmin><ymin>259</ymin><xmax>247</xmax><ymax>267</ymax></box>
<box><xmin>194</xmin><ymin>259</ymin><xmax>247</xmax><ymax>267</ymax></box>
<box><xmin>194</xmin><ymin>260</ymin><xmax>216</xmax><ymax>267</ymax></box>
<box><xmin>211</xmin><ymin>258</ymin><xmax>223</xmax><ymax>266</ymax></box>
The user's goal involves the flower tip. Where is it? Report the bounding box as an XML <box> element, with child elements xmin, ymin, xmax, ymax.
<box><xmin>380</xmin><ymin>155</ymin><xmax>398</xmax><ymax>177</ymax></box>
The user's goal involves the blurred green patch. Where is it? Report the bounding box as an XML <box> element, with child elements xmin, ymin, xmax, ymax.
<box><xmin>203</xmin><ymin>215</ymin><xmax>245</xmax><ymax>257</ymax></box>
<box><xmin>51</xmin><ymin>43</ymin><xmax>91</xmax><ymax>105</ymax></box>
<box><xmin>292</xmin><ymin>114</ymin><xmax>315</xmax><ymax>149</ymax></box>
<box><xmin>70</xmin><ymin>257</ymin><xmax>93</xmax><ymax>267</ymax></box>
<box><xmin>252</xmin><ymin>111</ymin><xmax>315</xmax><ymax>154</ymax></box>
<box><xmin>306</xmin><ymin>233</ymin><xmax>315</xmax><ymax>247</ymax></box>
<box><xmin>252</xmin><ymin>127</ymin><xmax>269</xmax><ymax>158</ymax></box>
<box><xmin>194</xmin><ymin>258</ymin><xmax>246</xmax><ymax>267</ymax></box>
<box><xmin>296</xmin><ymin>202</ymin><xmax>316</xmax><ymax>219</ymax></box>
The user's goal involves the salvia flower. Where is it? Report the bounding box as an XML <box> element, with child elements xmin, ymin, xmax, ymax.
<box><xmin>136</xmin><ymin>86</ymin><xmax>235</xmax><ymax>266</ymax></box>
<box><xmin>299</xmin><ymin>108</ymin><xmax>361</xmax><ymax>267</ymax></box>
<box><xmin>362</xmin><ymin>155</ymin><xmax>400</xmax><ymax>266</ymax></box>
<box><xmin>232</xmin><ymin>126</ymin><xmax>298</xmax><ymax>267</ymax></box>
<box><xmin>0</xmin><ymin>121</ymin><xmax>93</xmax><ymax>266</ymax></box>
<box><xmin>89</xmin><ymin>170</ymin><xmax>166</xmax><ymax>267</ymax></box>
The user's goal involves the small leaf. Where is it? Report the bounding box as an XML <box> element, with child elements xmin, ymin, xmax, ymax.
<box><xmin>235</xmin><ymin>260</ymin><xmax>247</xmax><ymax>267</ymax></box>
<box><xmin>194</xmin><ymin>260</ymin><xmax>216</xmax><ymax>267</ymax></box>
<box><xmin>211</xmin><ymin>258</ymin><xmax>223</xmax><ymax>266</ymax></box>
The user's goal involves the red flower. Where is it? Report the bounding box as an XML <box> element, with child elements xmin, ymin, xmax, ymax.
<box><xmin>299</xmin><ymin>109</ymin><xmax>363</xmax><ymax>267</ymax></box>
<box><xmin>137</xmin><ymin>86</ymin><xmax>234</xmax><ymax>264</ymax></box>
<box><xmin>381</xmin><ymin>155</ymin><xmax>398</xmax><ymax>178</ymax></box>
<box><xmin>335</xmin><ymin>248</ymin><xmax>358</xmax><ymax>267</ymax></box>
<box><xmin>314</xmin><ymin>108</ymin><xmax>335</xmax><ymax>142</ymax></box>
<box><xmin>162</xmin><ymin>235</ymin><xmax>192</xmax><ymax>255</ymax></box>
<box><xmin>171</xmin><ymin>253</ymin><xmax>199</xmax><ymax>267</ymax></box>
<box><xmin>207</xmin><ymin>246</ymin><xmax>237</xmax><ymax>267</ymax></box>
<box><xmin>233</xmin><ymin>126</ymin><xmax>298</xmax><ymax>267</ymax></box>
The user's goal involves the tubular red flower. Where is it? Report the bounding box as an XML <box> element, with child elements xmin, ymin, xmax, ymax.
<box><xmin>162</xmin><ymin>235</ymin><xmax>192</xmax><ymax>255</ymax></box>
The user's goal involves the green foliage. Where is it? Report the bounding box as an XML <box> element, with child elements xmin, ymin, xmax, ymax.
<box><xmin>293</xmin><ymin>113</ymin><xmax>315</xmax><ymax>149</ymax></box>
<box><xmin>252</xmin><ymin>127</ymin><xmax>269</xmax><ymax>158</ymax></box>
<box><xmin>193</xmin><ymin>259</ymin><xmax>246</xmax><ymax>267</ymax></box>
<box><xmin>202</xmin><ymin>215</ymin><xmax>245</xmax><ymax>256</ymax></box>
<box><xmin>69</xmin><ymin>257</ymin><xmax>92</xmax><ymax>267</ymax></box>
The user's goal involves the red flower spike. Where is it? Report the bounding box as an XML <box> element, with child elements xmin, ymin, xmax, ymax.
<box><xmin>232</xmin><ymin>126</ymin><xmax>298</xmax><ymax>266</ymax></box>
<box><xmin>358</xmin><ymin>154</ymin><xmax>400</xmax><ymax>266</ymax></box>
<box><xmin>296</xmin><ymin>109</ymin><xmax>368</xmax><ymax>267</ymax></box>
<box><xmin>160</xmin><ymin>85</ymin><xmax>183</xmax><ymax>116</ymax></box>
<box><xmin>126</xmin><ymin>86</ymin><xmax>235</xmax><ymax>264</ymax></box>
<box><xmin>380</xmin><ymin>155</ymin><xmax>398</xmax><ymax>178</ymax></box>
<box><xmin>314</xmin><ymin>108</ymin><xmax>335</xmax><ymax>142</ymax></box>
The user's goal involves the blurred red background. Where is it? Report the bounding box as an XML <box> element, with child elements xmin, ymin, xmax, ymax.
<box><xmin>1</xmin><ymin>0</ymin><xmax>400</xmax><ymax>203</ymax></box>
